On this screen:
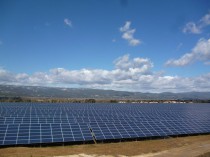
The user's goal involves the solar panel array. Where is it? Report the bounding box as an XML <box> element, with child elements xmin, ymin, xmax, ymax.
<box><xmin>0</xmin><ymin>103</ymin><xmax>210</xmax><ymax>146</ymax></box>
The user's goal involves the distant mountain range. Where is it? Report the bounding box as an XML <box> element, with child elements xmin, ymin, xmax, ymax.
<box><xmin>0</xmin><ymin>85</ymin><xmax>210</xmax><ymax>100</ymax></box>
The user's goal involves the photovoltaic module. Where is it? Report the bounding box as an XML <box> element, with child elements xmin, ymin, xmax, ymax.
<box><xmin>0</xmin><ymin>103</ymin><xmax>210</xmax><ymax>146</ymax></box>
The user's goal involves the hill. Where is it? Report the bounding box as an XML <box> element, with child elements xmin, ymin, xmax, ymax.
<box><xmin>0</xmin><ymin>85</ymin><xmax>210</xmax><ymax>100</ymax></box>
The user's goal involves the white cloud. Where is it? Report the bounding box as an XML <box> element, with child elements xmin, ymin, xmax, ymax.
<box><xmin>182</xmin><ymin>22</ymin><xmax>201</xmax><ymax>34</ymax></box>
<box><xmin>114</xmin><ymin>54</ymin><xmax>153</xmax><ymax>74</ymax></box>
<box><xmin>1</xmin><ymin>55</ymin><xmax>210</xmax><ymax>92</ymax></box>
<box><xmin>200</xmin><ymin>12</ymin><xmax>210</xmax><ymax>27</ymax></box>
<box><xmin>183</xmin><ymin>12</ymin><xmax>210</xmax><ymax>34</ymax></box>
<box><xmin>0</xmin><ymin>68</ymin><xmax>15</xmax><ymax>82</ymax></box>
<box><xmin>120</xmin><ymin>21</ymin><xmax>131</xmax><ymax>32</ymax></box>
<box><xmin>165</xmin><ymin>38</ymin><xmax>210</xmax><ymax>66</ymax></box>
<box><xmin>120</xmin><ymin>21</ymin><xmax>141</xmax><ymax>46</ymax></box>
<box><xmin>64</xmin><ymin>18</ymin><xmax>72</xmax><ymax>27</ymax></box>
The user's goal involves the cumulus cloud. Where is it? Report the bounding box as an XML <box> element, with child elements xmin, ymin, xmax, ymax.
<box><xmin>114</xmin><ymin>54</ymin><xmax>153</xmax><ymax>74</ymax></box>
<box><xmin>183</xmin><ymin>22</ymin><xmax>201</xmax><ymax>34</ymax></box>
<box><xmin>183</xmin><ymin>12</ymin><xmax>210</xmax><ymax>34</ymax></box>
<box><xmin>200</xmin><ymin>12</ymin><xmax>210</xmax><ymax>27</ymax></box>
<box><xmin>1</xmin><ymin>55</ymin><xmax>210</xmax><ymax>92</ymax></box>
<box><xmin>64</xmin><ymin>18</ymin><xmax>72</xmax><ymax>27</ymax></box>
<box><xmin>120</xmin><ymin>21</ymin><xmax>141</xmax><ymax>46</ymax></box>
<box><xmin>165</xmin><ymin>38</ymin><xmax>210</xmax><ymax>66</ymax></box>
<box><xmin>0</xmin><ymin>68</ymin><xmax>15</xmax><ymax>82</ymax></box>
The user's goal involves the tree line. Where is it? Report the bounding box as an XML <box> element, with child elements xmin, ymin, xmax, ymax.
<box><xmin>0</xmin><ymin>96</ymin><xmax>210</xmax><ymax>103</ymax></box>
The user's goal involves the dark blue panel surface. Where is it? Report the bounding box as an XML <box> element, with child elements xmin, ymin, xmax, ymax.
<box><xmin>0</xmin><ymin>103</ymin><xmax>210</xmax><ymax>146</ymax></box>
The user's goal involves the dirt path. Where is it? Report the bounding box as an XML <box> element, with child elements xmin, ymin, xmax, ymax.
<box><xmin>150</xmin><ymin>140</ymin><xmax>210</xmax><ymax>157</ymax></box>
<box><xmin>53</xmin><ymin>139</ymin><xmax>210</xmax><ymax>157</ymax></box>
<box><xmin>1</xmin><ymin>135</ymin><xmax>210</xmax><ymax>157</ymax></box>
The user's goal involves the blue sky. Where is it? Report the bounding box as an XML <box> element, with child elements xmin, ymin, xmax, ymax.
<box><xmin>0</xmin><ymin>0</ymin><xmax>210</xmax><ymax>92</ymax></box>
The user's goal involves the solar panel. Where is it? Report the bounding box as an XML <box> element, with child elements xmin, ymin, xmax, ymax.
<box><xmin>0</xmin><ymin>103</ymin><xmax>210</xmax><ymax>146</ymax></box>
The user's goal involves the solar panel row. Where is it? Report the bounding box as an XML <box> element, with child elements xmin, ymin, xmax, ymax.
<box><xmin>0</xmin><ymin>123</ymin><xmax>93</xmax><ymax>145</ymax></box>
<box><xmin>89</xmin><ymin>120</ymin><xmax>210</xmax><ymax>140</ymax></box>
<box><xmin>0</xmin><ymin>103</ymin><xmax>210</xmax><ymax>146</ymax></box>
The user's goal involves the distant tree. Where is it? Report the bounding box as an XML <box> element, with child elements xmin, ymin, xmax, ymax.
<box><xmin>110</xmin><ymin>100</ymin><xmax>118</xmax><ymax>103</ymax></box>
<box><xmin>72</xmin><ymin>100</ymin><xmax>81</xmax><ymax>103</ymax></box>
<box><xmin>85</xmin><ymin>99</ymin><xmax>96</xmax><ymax>103</ymax></box>
<box><xmin>12</xmin><ymin>97</ymin><xmax>23</xmax><ymax>102</ymax></box>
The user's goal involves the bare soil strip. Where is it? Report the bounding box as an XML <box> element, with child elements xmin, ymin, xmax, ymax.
<box><xmin>0</xmin><ymin>135</ymin><xmax>210</xmax><ymax>157</ymax></box>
